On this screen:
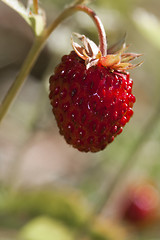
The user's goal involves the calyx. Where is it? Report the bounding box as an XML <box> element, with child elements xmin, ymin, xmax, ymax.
<box><xmin>71</xmin><ymin>32</ymin><xmax>142</xmax><ymax>71</ymax></box>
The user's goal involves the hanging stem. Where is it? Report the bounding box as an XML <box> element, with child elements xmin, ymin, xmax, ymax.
<box><xmin>0</xmin><ymin>3</ymin><xmax>107</xmax><ymax>123</ymax></box>
<box><xmin>75</xmin><ymin>5</ymin><xmax>107</xmax><ymax>56</ymax></box>
<box><xmin>45</xmin><ymin>4</ymin><xmax>107</xmax><ymax>56</ymax></box>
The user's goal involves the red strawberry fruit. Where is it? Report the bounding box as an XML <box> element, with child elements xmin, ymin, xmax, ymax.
<box><xmin>49</xmin><ymin>33</ymin><xmax>141</xmax><ymax>152</ymax></box>
<box><xmin>121</xmin><ymin>182</ymin><xmax>159</xmax><ymax>226</ymax></box>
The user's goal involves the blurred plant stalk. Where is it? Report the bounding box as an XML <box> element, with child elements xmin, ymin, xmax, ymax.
<box><xmin>0</xmin><ymin>0</ymin><xmax>101</xmax><ymax>123</ymax></box>
<box><xmin>33</xmin><ymin>0</ymin><xmax>39</xmax><ymax>14</ymax></box>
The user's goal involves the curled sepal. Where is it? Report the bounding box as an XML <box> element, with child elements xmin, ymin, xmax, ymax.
<box><xmin>71</xmin><ymin>32</ymin><xmax>101</xmax><ymax>69</ymax></box>
<box><xmin>71</xmin><ymin>32</ymin><xmax>142</xmax><ymax>71</ymax></box>
<box><xmin>99</xmin><ymin>43</ymin><xmax>143</xmax><ymax>71</ymax></box>
<box><xmin>107</xmin><ymin>34</ymin><xmax>126</xmax><ymax>54</ymax></box>
<box><xmin>121</xmin><ymin>53</ymin><xmax>143</xmax><ymax>63</ymax></box>
<box><xmin>113</xmin><ymin>61</ymin><xmax>143</xmax><ymax>71</ymax></box>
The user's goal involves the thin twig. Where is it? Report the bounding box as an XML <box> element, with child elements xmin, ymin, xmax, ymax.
<box><xmin>75</xmin><ymin>5</ymin><xmax>107</xmax><ymax>56</ymax></box>
<box><xmin>0</xmin><ymin>3</ymin><xmax>107</xmax><ymax>123</ymax></box>
<box><xmin>0</xmin><ymin>37</ymin><xmax>44</xmax><ymax>123</ymax></box>
<box><xmin>94</xmin><ymin>103</ymin><xmax>160</xmax><ymax>214</ymax></box>
<box><xmin>33</xmin><ymin>0</ymin><xmax>39</xmax><ymax>14</ymax></box>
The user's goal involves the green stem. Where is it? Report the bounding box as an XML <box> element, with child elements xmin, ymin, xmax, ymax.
<box><xmin>0</xmin><ymin>37</ymin><xmax>44</xmax><ymax>123</ymax></box>
<box><xmin>0</xmin><ymin>3</ymin><xmax>80</xmax><ymax>123</ymax></box>
<box><xmin>0</xmin><ymin>5</ymin><xmax>78</xmax><ymax>123</ymax></box>
<box><xmin>0</xmin><ymin>3</ymin><xmax>107</xmax><ymax>123</ymax></box>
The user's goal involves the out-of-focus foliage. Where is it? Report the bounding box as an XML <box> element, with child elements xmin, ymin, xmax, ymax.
<box><xmin>133</xmin><ymin>8</ymin><xmax>160</xmax><ymax>50</ymax></box>
<box><xmin>1</xmin><ymin>0</ymin><xmax>160</xmax><ymax>240</ymax></box>
<box><xmin>19</xmin><ymin>217</ymin><xmax>74</xmax><ymax>240</ymax></box>
<box><xmin>0</xmin><ymin>189</ymin><xmax>91</xmax><ymax>229</ymax></box>
<box><xmin>88</xmin><ymin>218</ymin><xmax>127</xmax><ymax>240</ymax></box>
<box><xmin>0</xmin><ymin>188</ymin><xmax>128</xmax><ymax>240</ymax></box>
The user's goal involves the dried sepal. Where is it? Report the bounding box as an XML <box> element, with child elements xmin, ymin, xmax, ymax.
<box><xmin>99</xmin><ymin>43</ymin><xmax>142</xmax><ymax>71</ymax></box>
<box><xmin>99</xmin><ymin>43</ymin><xmax>126</xmax><ymax>68</ymax></box>
<box><xmin>121</xmin><ymin>53</ymin><xmax>143</xmax><ymax>63</ymax></box>
<box><xmin>107</xmin><ymin>34</ymin><xmax>126</xmax><ymax>54</ymax></box>
<box><xmin>113</xmin><ymin>61</ymin><xmax>143</xmax><ymax>71</ymax></box>
<box><xmin>99</xmin><ymin>55</ymin><xmax>121</xmax><ymax>68</ymax></box>
<box><xmin>71</xmin><ymin>33</ymin><xmax>100</xmax><ymax>59</ymax></box>
<box><xmin>71</xmin><ymin>32</ymin><xmax>142</xmax><ymax>71</ymax></box>
<box><xmin>71</xmin><ymin>33</ymin><xmax>101</xmax><ymax>69</ymax></box>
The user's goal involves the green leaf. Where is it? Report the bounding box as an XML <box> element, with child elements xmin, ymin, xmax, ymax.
<box><xmin>1</xmin><ymin>0</ymin><xmax>46</xmax><ymax>36</ymax></box>
<box><xmin>18</xmin><ymin>216</ymin><xmax>74</xmax><ymax>240</ymax></box>
<box><xmin>133</xmin><ymin>8</ymin><xmax>160</xmax><ymax>49</ymax></box>
<box><xmin>0</xmin><ymin>190</ymin><xmax>91</xmax><ymax>229</ymax></box>
<box><xmin>28</xmin><ymin>12</ymin><xmax>46</xmax><ymax>36</ymax></box>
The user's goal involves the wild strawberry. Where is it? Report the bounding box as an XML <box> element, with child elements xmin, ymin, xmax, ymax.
<box><xmin>49</xmin><ymin>33</ymin><xmax>141</xmax><ymax>152</ymax></box>
<box><xmin>121</xmin><ymin>182</ymin><xmax>159</xmax><ymax>226</ymax></box>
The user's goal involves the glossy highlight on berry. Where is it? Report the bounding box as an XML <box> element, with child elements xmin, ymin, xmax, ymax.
<box><xmin>49</xmin><ymin>48</ymin><xmax>137</xmax><ymax>152</ymax></box>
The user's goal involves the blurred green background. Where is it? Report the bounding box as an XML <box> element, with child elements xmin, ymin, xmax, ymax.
<box><xmin>0</xmin><ymin>0</ymin><xmax>160</xmax><ymax>239</ymax></box>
